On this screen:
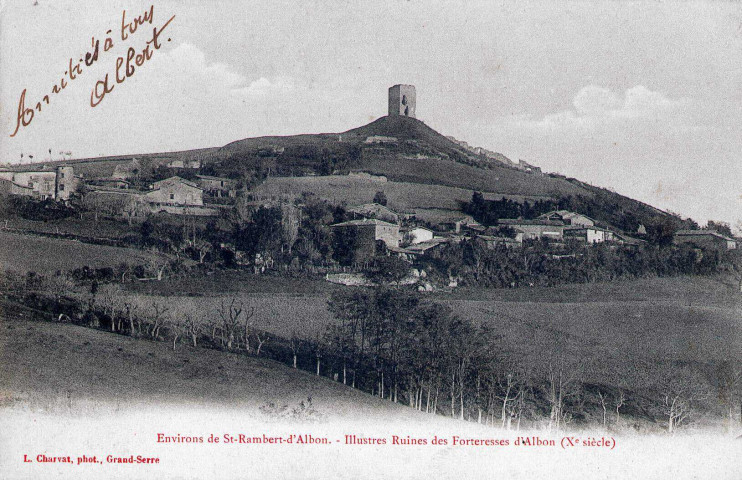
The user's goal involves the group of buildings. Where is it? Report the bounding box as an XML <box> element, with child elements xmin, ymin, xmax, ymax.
<box><xmin>330</xmin><ymin>204</ymin><xmax>738</xmax><ymax>264</ymax></box>
<box><xmin>0</xmin><ymin>158</ymin><xmax>237</xmax><ymax>218</ymax></box>
<box><xmin>0</xmin><ymin>165</ymin><xmax>78</xmax><ymax>201</ymax></box>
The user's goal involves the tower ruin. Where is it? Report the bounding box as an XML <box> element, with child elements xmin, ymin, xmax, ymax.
<box><xmin>388</xmin><ymin>84</ymin><xmax>416</xmax><ymax>118</ymax></box>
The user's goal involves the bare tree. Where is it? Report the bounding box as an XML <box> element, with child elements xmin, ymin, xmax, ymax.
<box><xmin>145</xmin><ymin>250</ymin><xmax>169</xmax><ymax>281</ymax></box>
<box><xmin>254</xmin><ymin>331</ymin><xmax>268</xmax><ymax>356</ymax></box>
<box><xmin>657</xmin><ymin>366</ymin><xmax>708</xmax><ymax>434</ymax></box>
<box><xmin>122</xmin><ymin>195</ymin><xmax>147</xmax><ymax>226</ymax></box>
<box><xmin>716</xmin><ymin>361</ymin><xmax>742</xmax><ymax>432</ymax></box>
<box><xmin>147</xmin><ymin>300</ymin><xmax>170</xmax><ymax>340</ymax></box>
<box><xmin>184</xmin><ymin>313</ymin><xmax>203</xmax><ymax>347</ymax></box>
<box><xmin>96</xmin><ymin>283</ymin><xmax>125</xmax><ymax>332</ymax></box>
<box><xmin>215</xmin><ymin>298</ymin><xmax>255</xmax><ymax>351</ymax></box>
<box><xmin>597</xmin><ymin>390</ymin><xmax>609</xmax><ymax>428</ymax></box>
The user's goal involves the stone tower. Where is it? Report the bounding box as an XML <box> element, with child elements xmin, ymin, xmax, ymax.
<box><xmin>388</xmin><ymin>84</ymin><xmax>416</xmax><ymax>118</ymax></box>
<box><xmin>55</xmin><ymin>165</ymin><xmax>75</xmax><ymax>200</ymax></box>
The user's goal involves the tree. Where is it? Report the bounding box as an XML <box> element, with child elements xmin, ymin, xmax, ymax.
<box><xmin>373</xmin><ymin>191</ymin><xmax>388</xmax><ymax>206</ymax></box>
<box><xmin>655</xmin><ymin>366</ymin><xmax>709</xmax><ymax>434</ymax></box>
<box><xmin>123</xmin><ymin>195</ymin><xmax>147</xmax><ymax>226</ymax></box>
<box><xmin>280</xmin><ymin>202</ymin><xmax>301</xmax><ymax>255</ymax></box>
<box><xmin>363</xmin><ymin>256</ymin><xmax>410</xmax><ymax>286</ymax></box>
<box><xmin>706</xmin><ymin>220</ymin><xmax>733</xmax><ymax>238</ymax></box>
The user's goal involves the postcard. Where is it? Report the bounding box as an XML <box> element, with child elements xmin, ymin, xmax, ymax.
<box><xmin>1</xmin><ymin>1</ymin><xmax>740</xmax><ymax>478</ymax></box>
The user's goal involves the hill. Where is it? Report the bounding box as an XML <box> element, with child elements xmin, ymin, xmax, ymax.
<box><xmin>6</xmin><ymin>115</ymin><xmax>681</xmax><ymax>231</ymax></box>
<box><xmin>0</xmin><ymin>303</ymin><xmax>423</xmax><ymax>422</ymax></box>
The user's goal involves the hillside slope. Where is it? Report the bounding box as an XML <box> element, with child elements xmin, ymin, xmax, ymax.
<box><xmin>0</xmin><ymin>310</ymin><xmax>421</xmax><ymax>422</ymax></box>
<box><xmin>8</xmin><ymin>115</ymin><xmax>678</xmax><ymax>229</ymax></box>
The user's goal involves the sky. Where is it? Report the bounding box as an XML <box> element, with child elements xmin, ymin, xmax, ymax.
<box><xmin>1</xmin><ymin>0</ymin><xmax>741</xmax><ymax>231</ymax></box>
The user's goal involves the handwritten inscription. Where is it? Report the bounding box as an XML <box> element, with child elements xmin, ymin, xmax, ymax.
<box><xmin>91</xmin><ymin>14</ymin><xmax>175</xmax><ymax>107</ymax></box>
<box><xmin>8</xmin><ymin>5</ymin><xmax>174</xmax><ymax>137</ymax></box>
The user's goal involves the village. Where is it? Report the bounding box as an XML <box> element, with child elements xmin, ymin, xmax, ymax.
<box><xmin>0</xmin><ymin>129</ymin><xmax>735</xmax><ymax>285</ymax></box>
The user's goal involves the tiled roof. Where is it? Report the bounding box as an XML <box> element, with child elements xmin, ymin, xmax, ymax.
<box><xmin>330</xmin><ymin>219</ymin><xmax>398</xmax><ymax>228</ymax></box>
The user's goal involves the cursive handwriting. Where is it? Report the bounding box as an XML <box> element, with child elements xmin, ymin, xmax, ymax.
<box><xmin>121</xmin><ymin>5</ymin><xmax>155</xmax><ymax>41</ymax></box>
<box><xmin>8</xmin><ymin>5</ymin><xmax>162</xmax><ymax>138</ymax></box>
<box><xmin>90</xmin><ymin>14</ymin><xmax>175</xmax><ymax>107</ymax></box>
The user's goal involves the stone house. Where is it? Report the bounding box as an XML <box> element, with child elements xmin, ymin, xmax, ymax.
<box><xmin>539</xmin><ymin>210</ymin><xmax>595</xmax><ymax>227</ymax></box>
<box><xmin>402</xmin><ymin>226</ymin><xmax>434</xmax><ymax>245</ymax></box>
<box><xmin>330</xmin><ymin>218</ymin><xmax>400</xmax><ymax>263</ymax></box>
<box><xmin>673</xmin><ymin>230</ymin><xmax>737</xmax><ymax>250</ymax></box>
<box><xmin>0</xmin><ymin>165</ymin><xmax>77</xmax><ymax>200</ymax></box>
<box><xmin>497</xmin><ymin>218</ymin><xmax>566</xmax><ymax>240</ymax></box>
<box><xmin>146</xmin><ymin>176</ymin><xmax>204</xmax><ymax>206</ymax></box>
<box><xmin>474</xmin><ymin>235</ymin><xmax>522</xmax><ymax>249</ymax></box>
<box><xmin>0</xmin><ymin>178</ymin><xmax>34</xmax><ymax>197</ymax></box>
<box><xmin>563</xmin><ymin>226</ymin><xmax>615</xmax><ymax>244</ymax></box>
<box><xmin>196</xmin><ymin>175</ymin><xmax>236</xmax><ymax>198</ymax></box>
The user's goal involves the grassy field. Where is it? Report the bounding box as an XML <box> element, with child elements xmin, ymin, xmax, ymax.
<box><xmin>0</xmin><ymin>310</ymin><xmax>421</xmax><ymax>423</ymax></box>
<box><xmin>252</xmin><ymin>175</ymin><xmax>553</xmax><ymax>215</ymax></box>
<box><xmin>0</xmin><ymin>231</ymin><xmax>163</xmax><ymax>274</ymax></box>
<box><xmin>119</xmin><ymin>273</ymin><xmax>742</xmax><ymax>377</ymax></box>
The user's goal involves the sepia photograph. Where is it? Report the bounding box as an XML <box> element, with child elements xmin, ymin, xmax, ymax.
<box><xmin>0</xmin><ymin>1</ymin><xmax>740</xmax><ymax>478</ymax></box>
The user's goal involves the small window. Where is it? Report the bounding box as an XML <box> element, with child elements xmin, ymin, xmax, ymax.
<box><xmin>59</xmin><ymin>184</ymin><xmax>65</xmax><ymax>191</ymax></box>
<box><xmin>59</xmin><ymin>172</ymin><xmax>65</xmax><ymax>178</ymax></box>
<box><xmin>170</xmin><ymin>193</ymin><xmax>175</xmax><ymax>200</ymax></box>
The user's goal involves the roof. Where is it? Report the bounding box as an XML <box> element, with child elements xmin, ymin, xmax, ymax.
<box><xmin>563</xmin><ymin>225</ymin><xmax>613</xmax><ymax>233</ymax></box>
<box><xmin>499</xmin><ymin>218</ymin><xmax>565</xmax><ymax>227</ymax></box>
<box><xmin>476</xmin><ymin>235</ymin><xmax>521</xmax><ymax>242</ymax></box>
<box><xmin>405</xmin><ymin>238</ymin><xmax>450</xmax><ymax>252</ymax></box>
<box><xmin>196</xmin><ymin>175</ymin><xmax>232</xmax><ymax>182</ymax></box>
<box><xmin>540</xmin><ymin>210</ymin><xmax>595</xmax><ymax>222</ymax></box>
<box><xmin>330</xmin><ymin>219</ymin><xmax>398</xmax><ymax>228</ymax></box>
<box><xmin>0</xmin><ymin>178</ymin><xmax>33</xmax><ymax>190</ymax></box>
<box><xmin>613</xmin><ymin>233</ymin><xmax>647</xmax><ymax>245</ymax></box>
<box><xmin>675</xmin><ymin>230</ymin><xmax>735</xmax><ymax>241</ymax></box>
<box><xmin>402</xmin><ymin>226</ymin><xmax>434</xmax><ymax>233</ymax></box>
<box><xmin>387</xmin><ymin>245</ymin><xmax>417</xmax><ymax>254</ymax></box>
<box><xmin>151</xmin><ymin>176</ymin><xmax>201</xmax><ymax>190</ymax></box>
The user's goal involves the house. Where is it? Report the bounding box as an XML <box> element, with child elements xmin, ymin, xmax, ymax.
<box><xmin>674</xmin><ymin>230</ymin><xmax>737</xmax><ymax>250</ymax></box>
<box><xmin>539</xmin><ymin>210</ymin><xmax>595</xmax><ymax>227</ymax></box>
<box><xmin>0</xmin><ymin>177</ymin><xmax>34</xmax><ymax>197</ymax></box>
<box><xmin>613</xmin><ymin>232</ymin><xmax>646</xmax><ymax>249</ymax></box>
<box><xmin>167</xmin><ymin>158</ymin><xmax>201</xmax><ymax>169</ymax></box>
<box><xmin>405</xmin><ymin>238</ymin><xmax>451</xmax><ymax>257</ymax></box>
<box><xmin>440</xmin><ymin>216</ymin><xmax>484</xmax><ymax>234</ymax></box>
<box><xmin>330</xmin><ymin>218</ymin><xmax>401</xmax><ymax>262</ymax></box>
<box><xmin>564</xmin><ymin>226</ymin><xmax>615</xmax><ymax>244</ymax></box>
<box><xmin>91</xmin><ymin>178</ymin><xmax>130</xmax><ymax>189</ymax></box>
<box><xmin>497</xmin><ymin>218</ymin><xmax>566</xmax><ymax>240</ymax></box>
<box><xmin>196</xmin><ymin>175</ymin><xmax>236</xmax><ymax>198</ymax></box>
<box><xmin>347</xmin><ymin>203</ymin><xmax>400</xmax><ymax>224</ymax></box>
<box><xmin>402</xmin><ymin>226</ymin><xmax>434</xmax><ymax>245</ymax></box>
<box><xmin>0</xmin><ymin>165</ymin><xmax>77</xmax><ymax>200</ymax></box>
<box><xmin>146</xmin><ymin>176</ymin><xmax>204</xmax><ymax>206</ymax></box>
<box><xmin>474</xmin><ymin>235</ymin><xmax>522</xmax><ymax>249</ymax></box>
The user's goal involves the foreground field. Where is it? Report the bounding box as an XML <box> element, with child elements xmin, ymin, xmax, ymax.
<box><xmin>119</xmin><ymin>274</ymin><xmax>742</xmax><ymax>404</ymax></box>
<box><xmin>0</xmin><ymin>309</ymin><xmax>420</xmax><ymax>423</ymax></box>
<box><xmin>0</xmin><ymin>231</ymin><xmax>164</xmax><ymax>274</ymax></box>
